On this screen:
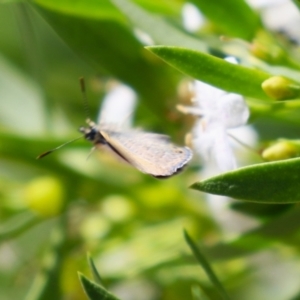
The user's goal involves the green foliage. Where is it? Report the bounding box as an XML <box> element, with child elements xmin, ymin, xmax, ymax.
<box><xmin>188</xmin><ymin>0</ymin><xmax>261</xmax><ymax>40</ymax></box>
<box><xmin>79</xmin><ymin>273</ymin><xmax>120</xmax><ymax>300</ymax></box>
<box><xmin>191</xmin><ymin>157</ymin><xmax>300</xmax><ymax>203</ymax></box>
<box><xmin>87</xmin><ymin>253</ymin><xmax>103</xmax><ymax>285</ymax></box>
<box><xmin>79</xmin><ymin>255</ymin><xmax>120</xmax><ymax>300</ymax></box>
<box><xmin>2</xmin><ymin>0</ymin><xmax>300</xmax><ymax>300</ymax></box>
<box><xmin>184</xmin><ymin>230</ymin><xmax>231</xmax><ymax>300</ymax></box>
<box><xmin>146</xmin><ymin>45</ymin><xmax>271</xmax><ymax>100</ymax></box>
<box><xmin>111</xmin><ymin>0</ymin><xmax>207</xmax><ymax>51</ymax></box>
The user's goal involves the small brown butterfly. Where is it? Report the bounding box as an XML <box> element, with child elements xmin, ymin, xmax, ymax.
<box><xmin>77</xmin><ymin>119</ymin><xmax>192</xmax><ymax>178</ymax></box>
<box><xmin>37</xmin><ymin>79</ymin><xmax>192</xmax><ymax>178</ymax></box>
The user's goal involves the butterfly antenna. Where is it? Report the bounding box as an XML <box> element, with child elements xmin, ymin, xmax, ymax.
<box><xmin>79</xmin><ymin>77</ymin><xmax>91</xmax><ymax>120</ymax></box>
<box><xmin>36</xmin><ymin>135</ymin><xmax>84</xmax><ymax>159</ymax></box>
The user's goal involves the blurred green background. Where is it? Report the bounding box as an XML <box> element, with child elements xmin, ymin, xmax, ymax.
<box><xmin>2</xmin><ymin>0</ymin><xmax>300</xmax><ymax>299</ymax></box>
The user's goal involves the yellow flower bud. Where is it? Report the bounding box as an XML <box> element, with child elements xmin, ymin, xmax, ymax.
<box><xmin>24</xmin><ymin>176</ymin><xmax>64</xmax><ymax>217</ymax></box>
<box><xmin>262</xmin><ymin>140</ymin><xmax>300</xmax><ymax>161</ymax></box>
<box><xmin>250</xmin><ymin>30</ymin><xmax>287</xmax><ymax>65</ymax></box>
<box><xmin>261</xmin><ymin>76</ymin><xmax>300</xmax><ymax>100</ymax></box>
<box><xmin>101</xmin><ymin>195</ymin><xmax>136</xmax><ymax>222</ymax></box>
<box><xmin>80</xmin><ymin>214</ymin><xmax>110</xmax><ymax>241</ymax></box>
<box><xmin>251</xmin><ymin>41</ymin><xmax>286</xmax><ymax>65</ymax></box>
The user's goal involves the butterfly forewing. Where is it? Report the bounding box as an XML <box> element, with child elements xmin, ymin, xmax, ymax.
<box><xmin>99</xmin><ymin>128</ymin><xmax>192</xmax><ymax>177</ymax></box>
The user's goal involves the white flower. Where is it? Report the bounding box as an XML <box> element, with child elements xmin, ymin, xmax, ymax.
<box><xmin>98</xmin><ymin>82</ymin><xmax>137</xmax><ymax>128</ymax></box>
<box><xmin>178</xmin><ymin>57</ymin><xmax>250</xmax><ymax>172</ymax></box>
<box><xmin>181</xmin><ymin>3</ymin><xmax>205</xmax><ymax>32</ymax></box>
<box><xmin>247</xmin><ymin>0</ymin><xmax>300</xmax><ymax>44</ymax></box>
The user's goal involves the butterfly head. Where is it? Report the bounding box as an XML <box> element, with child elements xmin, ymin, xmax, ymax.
<box><xmin>79</xmin><ymin>125</ymin><xmax>97</xmax><ymax>141</ymax></box>
<box><xmin>78</xmin><ymin>119</ymin><xmax>106</xmax><ymax>144</ymax></box>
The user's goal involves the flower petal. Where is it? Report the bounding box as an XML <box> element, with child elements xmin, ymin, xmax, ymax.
<box><xmin>217</xmin><ymin>93</ymin><xmax>249</xmax><ymax>128</ymax></box>
<box><xmin>98</xmin><ymin>83</ymin><xmax>137</xmax><ymax>128</ymax></box>
<box><xmin>192</xmin><ymin>121</ymin><xmax>237</xmax><ymax>171</ymax></box>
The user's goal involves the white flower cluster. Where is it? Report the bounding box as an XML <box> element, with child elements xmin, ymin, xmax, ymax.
<box><xmin>178</xmin><ymin>57</ymin><xmax>250</xmax><ymax>172</ymax></box>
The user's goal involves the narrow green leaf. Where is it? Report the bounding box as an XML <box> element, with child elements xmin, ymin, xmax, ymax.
<box><xmin>293</xmin><ymin>0</ymin><xmax>300</xmax><ymax>11</ymax></box>
<box><xmin>160</xmin><ymin>206</ymin><xmax>300</xmax><ymax>266</ymax></box>
<box><xmin>78</xmin><ymin>273</ymin><xmax>121</xmax><ymax>300</ymax></box>
<box><xmin>290</xmin><ymin>288</ymin><xmax>300</xmax><ymax>300</ymax></box>
<box><xmin>190</xmin><ymin>0</ymin><xmax>261</xmax><ymax>40</ymax></box>
<box><xmin>230</xmin><ymin>202</ymin><xmax>293</xmax><ymax>220</ymax></box>
<box><xmin>191</xmin><ymin>158</ymin><xmax>300</xmax><ymax>203</ymax></box>
<box><xmin>184</xmin><ymin>230</ymin><xmax>231</xmax><ymax>300</ymax></box>
<box><xmin>32</xmin><ymin>0</ymin><xmax>125</xmax><ymax>20</ymax></box>
<box><xmin>146</xmin><ymin>46</ymin><xmax>272</xmax><ymax>101</ymax></box>
<box><xmin>111</xmin><ymin>0</ymin><xmax>207</xmax><ymax>51</ymax></box>
<box><xmin>87</xmin><ymin>254</ymin><xmax>103</xmax><ymax>285</ymax></box>
<box><xmin>24</xmin><ymin>222</ymin><xmax>65</xmax><ymax>300</ymax></box>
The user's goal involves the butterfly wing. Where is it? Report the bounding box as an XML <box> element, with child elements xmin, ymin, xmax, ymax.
<box><xmin>100</xmin><ymin>129</ymin><xmax>192</xmax><ymax>178</ymax></box>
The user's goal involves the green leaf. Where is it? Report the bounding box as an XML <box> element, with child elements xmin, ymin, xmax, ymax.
<box><xmin>146</xmin><ymin>46</ymin><xmax>272</xmax><ymax>101</ymax></box>
<box><xmin>111</xmin><ymin>0</ymin><xmax>207</xmax><ymax>51</ymax></box>
<box><xmin>24</xmin><ymin>222</ymin><xmax>65</xmax><ymax>300</ymax></box>
<box><xmin>78</xmin><ymin>273</ymin><xmax>121</xmax><ymax>300</ymax></box>
<box><xmin>293</xmin><ymin>0</ymin><xmax>300</xmax><ymax>11</ymax></box>
<box><xmin>230</xmin><ymin>202</ymin><xmax>293</xmax><ymax>220</ymax></box>
<box><xmin>30</xmin><ymin>0</ymin><xmax>179</xmax><ymax>118</ymax></box>
<box><xmin>32</xmin><ymin>0</ymin><xmax>125</xmax><ymax>20</ymax></box>
<box><xmin>87</xmin><ymin>254</ymin><xmax>103</xmax><ymax>285</ymax></box>
<box><xmin>190</xmin><ymin>0</ymin><xmax>261</xmax><ymax>40</ymax></box>
<box><xmin>184</xmin><ymin>230</ymin><xmax>231</xmax><ymax>300</ymax></box>
<box><xmin>191</xmin><ymin>158</ymin><xmax>300</xmax><ymax>203</ymax></box>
